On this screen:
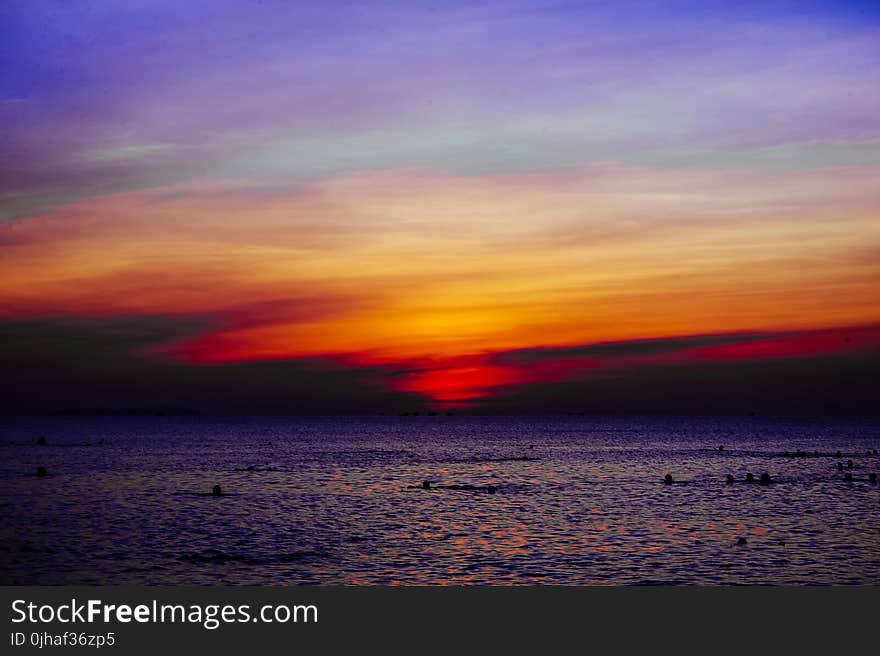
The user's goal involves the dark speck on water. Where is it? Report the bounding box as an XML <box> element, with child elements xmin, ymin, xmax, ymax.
<box><xmin>1</xmin><ymin>416</ymin><xmax>878</xmax><ymax>585</ymax></box>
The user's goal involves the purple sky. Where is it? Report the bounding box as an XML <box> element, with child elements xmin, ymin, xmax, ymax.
<box><xmin>3</xmin><ymin>1</ymin><xmax>879</xmax><ymax>220</ymax></box>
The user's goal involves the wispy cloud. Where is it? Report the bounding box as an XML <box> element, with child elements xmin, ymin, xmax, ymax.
<box><xmin>2</xmin><ymin>1</ymin><xmax>879</xmax><ymax>218</ymax></box>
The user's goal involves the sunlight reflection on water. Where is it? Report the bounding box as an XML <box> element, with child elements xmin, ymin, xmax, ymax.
<box><xmin>1</xmin><ymin>416</ymin><xmax>878</xmax><ymax>584</ymax></box>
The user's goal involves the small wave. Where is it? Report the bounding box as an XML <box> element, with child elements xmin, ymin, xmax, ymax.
<box><xmin>407</xmin><ymin>483</ymin><xmax>499</xmax><ymax>493</ymax></box>
<box><xmin>178</xmin><ymin>549</ymin><xmax>247</xmax><ymax>564</ymax></box>
<box><xmin>172</xmin><ymin>491</ymin><xmax>240</xmax><ymax>497</ymax></box>
<box><xmin>177</xmin><ymin>549</ymin><xmax>322</xmax><ymax>565</ymax></box>
<box><xmin>0</xmin><ymin>441</ymin><xmax>105</xmax><ymax>448</ymax></box>
<box><xmin>449</xmin><ymin>456</ymin><xmax>540</xmax><ymax>464</ymax></box>
<box><xmin>326</xmin><ymin>449</ymin><xmax>419</xmax><ymax>457</ymax></box>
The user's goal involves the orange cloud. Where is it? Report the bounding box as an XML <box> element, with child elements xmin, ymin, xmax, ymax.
<box><xmin>2</xmin><ymin>165</ymin><xmax>879</xmax><ymax>386</ymax></box>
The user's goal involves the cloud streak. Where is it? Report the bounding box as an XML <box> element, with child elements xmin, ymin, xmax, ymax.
<box><xmin>3</xmin><ymin>1</ymin><xmax>879</xmax><ymax>218</ymax></box>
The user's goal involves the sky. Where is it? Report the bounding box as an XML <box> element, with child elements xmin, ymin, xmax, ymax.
<box><xmin>1</xmin><ymin>0</ymin><xmax>879</xmax><ymax>414</ymax></box>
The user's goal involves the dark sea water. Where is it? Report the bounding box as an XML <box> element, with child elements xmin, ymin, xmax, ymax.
<box><xmin>1</xmin><ymin>416</ymin><xmax>878</xmax><ymax>585</ymax></box>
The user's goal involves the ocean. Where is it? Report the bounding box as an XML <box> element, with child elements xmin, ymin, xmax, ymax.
<box><xmin>1</xmin><ymin>416</ymin><xmax>878</xmax><ymax>585</ymax></box>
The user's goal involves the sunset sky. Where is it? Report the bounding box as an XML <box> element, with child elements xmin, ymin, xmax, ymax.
<box><xmin>2</xmin><ymin>1</ymin><xmax>879</xmax><ymax>413</ymax></box>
